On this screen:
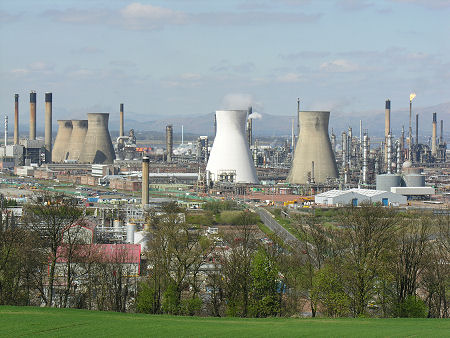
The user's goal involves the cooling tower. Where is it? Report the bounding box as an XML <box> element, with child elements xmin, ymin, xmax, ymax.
<box><xmin>67</xmin><ymin>120</ymin><xmax>88</xmax><ymax>161</ymax></box>
<box><xmin>288</xmin><ymin>111</ymin><xmax>338</xmax><ymax>184</ymax></box>
<box><xmin>78</xmin><ymin>113</ymin><xmax>115</xmax><ymax>164</ymax></box>
<box><xmin>29</xmin><ymin>91</ymin><xmax>36</xmax><ymax>140</ymax></box>
<box><xmin>206</xmin><ymin>110</ymin><xmax>258</xmax><ymax>183</ymax></box>
<box><xmin>52</xmin><ymin>120</ymin><xmax>73</xmax><ymax>162</ymax></box>
<box><xmin>14</xmin><ymin>94</ymin><xmax>19</xmax><ymax>145</ymax></box>
<box><xmin>45</xmin><ymin>93</ymin><xmax>52</xmax><ymax>161</ymax></box>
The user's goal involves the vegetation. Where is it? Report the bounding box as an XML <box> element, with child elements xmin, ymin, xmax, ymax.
<box><xmin>1</xmin><ymin>306</ymin><xmax>449</xmax><ymax>337</ymax></box>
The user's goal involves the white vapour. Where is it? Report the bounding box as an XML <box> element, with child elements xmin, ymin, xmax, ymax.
<box><xmin>248</xmin><ymin>112</ymin><xmax>262</xmax><ymax>120</ymax></box>
<box><xmin>222</xmin><ymin>93</ymin><xmax>253</xmax><ymax>110</ymax></box>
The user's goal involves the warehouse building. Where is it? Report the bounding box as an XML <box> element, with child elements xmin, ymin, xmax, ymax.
<box><xmin>315</xmin><ymin>188</ymin><xmax>407</xmax><ymax>206</ymax></box>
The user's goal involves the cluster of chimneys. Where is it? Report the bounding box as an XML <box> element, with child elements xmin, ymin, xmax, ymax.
<box><xmin>12</xmin><ymin>91</ymin><xmax>53</xmax><ymax>160</ymax></box>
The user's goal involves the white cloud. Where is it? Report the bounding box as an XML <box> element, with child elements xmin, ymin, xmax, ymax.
<box><xmin>276</xmin><ymin>72</ymin><xmax>302</xmax><ymax>83</ymax></box>
<box><xmin>390</xmin><ymin>0</ymin><xmax>450</xmax><ymax>9</ymax></box>
<box><xmin>120</xmin><ymin>3</ymin><xmax>187</xmax><ymax>30</ymax></box>
<box><xmin>320</xmin><ymin>59</ymin><xmax>359</xmax><ymax>72</ymax></box>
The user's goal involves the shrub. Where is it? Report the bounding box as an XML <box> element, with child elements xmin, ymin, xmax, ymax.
<box><xmin>396</xmin><ymin>296</ymin><xmax>427</xmax><ymax>318</ymax></box>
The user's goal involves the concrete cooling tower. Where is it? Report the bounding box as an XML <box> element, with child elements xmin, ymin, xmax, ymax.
<box><xmin>206</xmin><ymin>110</ymin><xmax>258</xmax><ymax>184</ymax></box>
<box><xmin>288</xmin><ymin>111</ymin><xmax>338</xmax><ymax>184</ymax></box>
<box><xmin>78</xmin><ymin>113</ymin><xmax>115</xmax><ymax>164</ymax></box>
<box><xmin>67</xmin><ymin>120</ymin><xmax>88</xmax><ymax>161</ymax></box>
<box><xmin>52</xmin><ymin>120</ymin><xmax>73</xmax><ymax>162</ymax></box>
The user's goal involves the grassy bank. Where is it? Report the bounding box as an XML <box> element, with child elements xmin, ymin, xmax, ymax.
<box><xmin>1</xmin><ymin>306</ymin><xmax>448</xmax><ymax>337</ymax></box>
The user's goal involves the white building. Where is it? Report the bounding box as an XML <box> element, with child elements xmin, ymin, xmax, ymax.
<box><xmin>315</xmin><ymin>188</ymin><xmax>407</xmax><ymax>206</ymax></box>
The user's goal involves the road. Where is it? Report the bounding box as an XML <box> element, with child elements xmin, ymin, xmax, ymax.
<box><xmin>255</xmin><ymin>207</ymin><xmax>301</xmax><ymax>247</ymax></box>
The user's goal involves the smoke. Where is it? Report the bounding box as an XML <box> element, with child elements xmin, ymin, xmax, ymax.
<box><xmin>222</xmin><ymin>93</ymin><xmax>253</xmax><ymax>110</ymax></box>
<box><xmin>410</xmin><ymin>93</ymin><xmax>416</xmax><ymax>101</ymax></box>
<box><xmin>248</xmin><ymin>112</ymin><xmax>262</xmax><ymax>120</ymax></box>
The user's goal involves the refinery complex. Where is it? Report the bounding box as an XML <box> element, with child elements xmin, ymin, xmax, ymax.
<box><xmin>0</xmin><ymin>91</ymin><xmax>449</xmax><ymax>236</ymax></box>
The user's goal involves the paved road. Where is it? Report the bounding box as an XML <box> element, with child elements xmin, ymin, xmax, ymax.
<box><xmin>256</xmin><ymin>207</ymin><xmax>301</xmax><ymax>247</ymax></box>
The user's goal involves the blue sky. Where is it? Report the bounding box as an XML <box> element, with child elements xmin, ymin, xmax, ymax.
<box><xmin>0</xmin><ymin>0</ymin><xmax>449</xmax><ymax>132</ymax></box>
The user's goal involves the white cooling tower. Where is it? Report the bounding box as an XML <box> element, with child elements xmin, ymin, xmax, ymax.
<box><xmin>52</xmin><ymin>120</ymin><xmax>73</xmax><ymax>162</ymax></box>
<box><xmin>67</xmin><ymin>120</ymin><xmax>88</xmax><ymax>161</ymax></box>
<box><xmin>288</xmin><ymin>111</ymin><xmax>338</xmax><ymax>184</ymax></box>
<box><xmin>206</xmin><ymin>110</ymin><xmax>258</xmax><ymax>184</ymax></box>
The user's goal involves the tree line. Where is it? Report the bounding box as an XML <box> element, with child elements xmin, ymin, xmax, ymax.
<box><xmin>0</xmin><ymin>194</ymin><xmax>448</xmax><ymax>318</ymax></box>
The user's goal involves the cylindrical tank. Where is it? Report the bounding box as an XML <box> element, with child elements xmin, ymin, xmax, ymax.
<box><xmin>29</xmin><ymin>91</ymin><xmax>36</xmax><ymax>140</ymax></box>
<box><xmin>404</xmin><ymin>174</ymin><xmax>425</xmax><ymax>187</ymax></box>
<box><xmin>288</xmin><ymin>111</ymin><xmax>338</xmax><ymax>184</ymax></box>
<box><xmin>67</xmin><ymin>120</ymin><xmax>88</xmax><ymax>161</ymax></box>
<box><xmin>78</xmin><ymin>113</ymin><xmax>115</xmax><ymax>164</ymax></box>
<box><xmin>126</xmin><ymin>222</ymin><xmax>136</xmax><ymax>244</ymax></box>
<box><xmin>113</xmin><ymin>219</ymin><xmax>121</xmax><ymax>228</ymax></box>
<box><xmin>52</xmin><ymin>120</ymin><xmax>73</xmax><ymax>162</ymax></box>
<box><xmin>206</xmin><ymin>110</ymin><xmax>258</xmax><ymax>183</ymax></box>
<box><xmin>134</xmin><ymin>231</ymin><xmax>148</xmax><ymax>251</ymax></box>
<box><xmin>376</xmin><ymin>174</ymin><xmax>401</xmax><ymax>191</ymax></box>
<box><xmin>45</xmin><ymin>93</ymin><xmax>52</xmax><ymax>161</ymax></box>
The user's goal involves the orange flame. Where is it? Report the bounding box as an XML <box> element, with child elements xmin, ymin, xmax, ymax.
<box><xmin>410</xmin><ymin>93</ymin><xmax>416</xmax><ymax>101</ymax></box>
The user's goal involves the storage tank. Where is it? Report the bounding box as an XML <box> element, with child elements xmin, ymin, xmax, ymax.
<box><xmin>78</xmin><ymin>113</ymin><xmax>115</xmax><ymax>164</ymax></box>
<box><xmin>403</xmin><ymin>174</ymin><xmax>425</xmax><ymax>187</ymax></box>
<box><xmin>126</xmin><ymin>222</ymin><xmax>136</xmax><ymax>244</ymax></box>
<box><xmin>206</xmin><ymin>110</ymin><xmax>258</xmax><ymax>183</ymax></box>
<box><xmin>52</xmin><ymin>120</ymin><xmax>73</xmax><ymax>162</ymax></box>
<box><xmin>134</xmin><ymin>231</ymin><xmax>148</xmax><ymax>251</ymax></box>
<box><xmin>113</xmin><ymin>219</ymin><xmax>121</xmax><ymax>228</ymax></box>
<box><xmin>288</xmin><ymin>111</ymin><xmax>338</xmax><ymax>184</ymax></box>
<box><xmin>67</xmin><ymin>120</ymin><xmax>88</xmax><ymax>161</ymax></box>
<box><xmin>376</xmin><ymin>174</ymin><xmax>401</xmax><ymax>191</ymax></box>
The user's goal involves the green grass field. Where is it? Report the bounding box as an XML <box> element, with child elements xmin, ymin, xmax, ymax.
<box><xmin>0</xmin><ymin>306</ymin><xmax>448</xmax><ymax>337</ymax></box>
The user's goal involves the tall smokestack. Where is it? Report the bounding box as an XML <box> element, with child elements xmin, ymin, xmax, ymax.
<box><xmin>440</xmin><ymin>120</ymin><xmax>444</xmax><ymax>145</ymax></box>
<box><xmin>415</xmin><ymin>113</ymin><xmax>419</xmax><ymax>146</ymax></box>
<box><xmin>120</xmin><ymin>103</ymin><xmax>124</xmax><ymax>137</ymax></box>
<box><xmin>4</xmin><ymin>115</ymin><xmax>8</xmax><ymax>146</ymax></box>
<box><xmin>29</xmin><ymin>91</ymin><xmax>36</xmax><ymax>140</ymax></box>
<box><xmin>166</xmin><ymin>125</ymin><xmax>173</xmax><ymax>162</ymax></box>
<box><xmin>142</xmin><ymin>156</ymin><xmax>149</xmax><ymax>208</ymax></box>
<box><xmin>384</xmin><ymin>99</ymin><xmax>390</xmax><ymax>165</ymax></box>
<box><xmin>247</xmin><ymin>106</ymin><xmax>252</xmax><ymax>147</ymax></box>
<box><xmin>45</xmin><ymin>92</ymin><xmax>52</xmax><ymax>162</ymax></box>
<box><xmin>14</xmin><ymin>94</ymin><xmax>19</xmax><ymax>145</ymax></box>
<box><xmin>297</xmin><ymin>98</ymin><xmax>300</xmax><ymax>136</ymax></box>
<box><xmin>432</xmin><ymin>112</ymin><xmax>437</xmax><ymax>156</ymax></box>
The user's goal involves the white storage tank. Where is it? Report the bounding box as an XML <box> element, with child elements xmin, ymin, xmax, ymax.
<box><xmin>376</xmin><ymin>174</ymin><xmax>401</xmax><ymax>192</ymax></box>
<box><xmin>126</xmin><ymin>222</ymin><xmax>136</xmax><ymax>244</ymax></box>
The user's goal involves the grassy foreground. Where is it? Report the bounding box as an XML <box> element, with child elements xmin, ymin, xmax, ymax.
<box><xmin>1</xmin><ymin>306</ymin><xmax>448</xmax><ymax>337</ymax></box>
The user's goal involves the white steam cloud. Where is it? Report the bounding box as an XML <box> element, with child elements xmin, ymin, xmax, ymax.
<box><xmin>248</xmin><ymin>112</ymin><xmax>262</xmax><ymax>119</ymax></box>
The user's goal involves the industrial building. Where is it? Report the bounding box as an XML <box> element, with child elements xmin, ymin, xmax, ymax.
<box><xmin>315</xmin><ymin>188</ymin><xmax>407</xmax><ymax>206</ymax></box>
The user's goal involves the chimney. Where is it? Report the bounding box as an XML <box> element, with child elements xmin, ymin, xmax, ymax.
<box><xmin>29</xmin><ymin>91</ymin><xmax>36</xmax><ymax>140</ymax></box>
<box><xmin>415</xmin><ymin>113</ymin><xmax>419</xmax><ymax>146</ymax></box>
<box><xmin>440</xmin><ymin>120</ymin><xmax>444</xmax><ymax>145</ymax></box>
<box><xmin>247</xmin><ymin>106</ymin><xmax>252</xmax><ymax>147</ymax></box>
<box><xmin>384</xmin><ymin>99</ymin><xmax>390</xmax><ymax>166</ymax></box>
<box><xmin>120</xmin><ymin>103</ymin><xmax>124</xmax><ymax>137</ymax></box>
<box><xmin>14</xmin><ymin>94</ymin><xmax>19</xmax><ymax>145</ymax></box>
<box><xmin>166</xmin><ymin>125</ymin><xmax>173</xmax><ymax>162</ymax></box>
<box><xmin>4</xmin><ymin>115</ymin><xmax>8</xmax><ymax>146</ymax></box>
<box><xmin>432</xmin><ymin>113</ymin><xmax>437</xmax><ymax>156</ymax></box>
<box><xmin>45</xmin><ymin>92</ymin><xmax>52</xmax><ymax>162</ymax></box>
<box><xmin>142</xmin><ymin>156</ymin><xmax>149</xmax><ymax>208</ymax></box>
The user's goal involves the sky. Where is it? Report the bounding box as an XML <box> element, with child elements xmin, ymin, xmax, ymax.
<box><xmin>0</xmin><ymin>0</ymin><xmax>449</xmax><ymax>133</ymax></box>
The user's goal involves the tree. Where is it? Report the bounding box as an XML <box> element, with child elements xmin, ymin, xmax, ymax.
<box><xmin>334</xmin><ymin>204</ymin><xmax>398</xmax><ymax>316</ymax></box>
<box><xmin>22</xmin><ymin>194</ymin><xmax>83</xmax><ymax>307</ymax></box>
<box><xmin>249</xmin><ymin>248</ymin><xmax>281</xmax><ymax>317</ymax></box>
